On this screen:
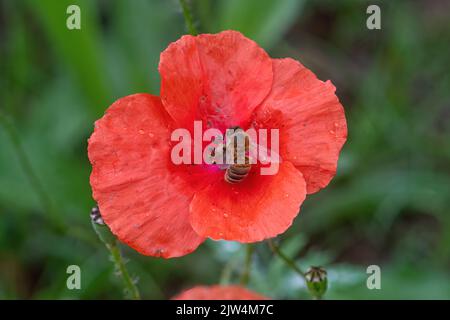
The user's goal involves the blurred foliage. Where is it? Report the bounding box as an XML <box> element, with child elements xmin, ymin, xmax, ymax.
<box><xmin>0</xmin><ymin>0</ymin><xmax>449</xmax><ymax>299</ymax></box>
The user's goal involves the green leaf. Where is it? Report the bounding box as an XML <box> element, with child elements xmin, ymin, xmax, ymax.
<box><xmin>25</xmin><ymin>0</ymin><xmax>112</xmax><ymax>116</ymax></box>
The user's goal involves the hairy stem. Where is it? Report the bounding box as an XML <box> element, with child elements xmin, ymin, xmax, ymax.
<box><xmin>108</xmin><ymin>243</ymin><xmax>141</xmax><ymax>300</ymax></box>
<box><xmin>268</xmin><ymin>239</ymin><xmax>306</xmax><ymax>281</ymax></box>
<box><xmin>92</xmin><ymin>212</ymin><xmax>141</xmax><ymax>300</ymax></box>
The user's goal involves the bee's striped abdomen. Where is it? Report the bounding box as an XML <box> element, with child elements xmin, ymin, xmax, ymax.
<box><xmin>224</xmin><ymin>161</ymin><xmax>251</xmax><ymax>184</ymax></box>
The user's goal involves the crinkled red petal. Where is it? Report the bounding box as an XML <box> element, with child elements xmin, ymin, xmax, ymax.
<box><xmin>189</xmin><ymin>161</ymin><xmax>306</xmax><ymax>242</ymax></box>
<box><xmin>159</xmin><ymin>30</ymin><xmax>273</xmax><ymax>132</ymax></box>
<box><xmin>252</xmin><ymin>58</ymin><xmax>347</xmax><ymax>194</ymax></box>
<box><xmin>88</xmin><ymin>94</ymin><xmax>205</xmax><ymax>258</ymax></box>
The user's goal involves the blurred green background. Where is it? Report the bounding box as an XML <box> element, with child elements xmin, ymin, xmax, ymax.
<box><xmin>1</xmin><ymin>0</ymin><xmax>449</xmax><ymax>299</ymax></box>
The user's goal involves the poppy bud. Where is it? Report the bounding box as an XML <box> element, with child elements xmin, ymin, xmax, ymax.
<box><xmin>305</xmin><ymin>266</ymin><xmax>328</xmax><ymax>299</ymax></box>
<box><xmin>90</xmin><ymin>206</ymin><xmax>104</xmax><ymax>225</ymax></box>
<box><xmin>91</xmin><ymin>206</ymin><xmax>116</xmax><ymax>247</ymax></box>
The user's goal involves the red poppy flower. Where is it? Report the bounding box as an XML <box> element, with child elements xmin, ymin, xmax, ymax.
<box><xmin>172</xmin><ymin>285</ymin><xmax>267</xmax><ymax>300</ymax></box>
<box><xmin>88</xmin><ymin>30</ymin><xmax>347</xmax><ymax>258</ymax></box>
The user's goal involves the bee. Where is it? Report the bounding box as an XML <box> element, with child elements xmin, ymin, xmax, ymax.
<box><xmin>215</xmin><ymin>127</ymin><xmax>253</xmax><ymax>184</ymax></box>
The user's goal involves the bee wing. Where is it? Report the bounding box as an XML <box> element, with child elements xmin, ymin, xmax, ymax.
<box><xmin>257</xmin><ymin>143</ymin><xmax>282</xmax><ymax>164</ymax></box>
<box><xmin>246</xmin><ymin>139</ymin><xmax>259</xmax><ymax>162</ymax></box>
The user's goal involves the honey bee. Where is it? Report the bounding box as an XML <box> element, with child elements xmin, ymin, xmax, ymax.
<box><xmin>215</xmin><ymin>127</ymin><xmax>253</xmax><ymax>184</ymax></box>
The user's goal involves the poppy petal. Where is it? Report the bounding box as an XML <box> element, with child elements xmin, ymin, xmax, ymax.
<box><xmin>88</xmin><ymin>94</ymin><xmax>205</xmax><ymax>258</ymax></box>
<box><xmin>189</xmin><ymin>161</ymin><xmax>306</xmax><ymax>242</ymax></box>
<box><xmin>173</xmin><ymin>285</ymin><xmax>268</xmax><ymax>300</ymax></box>
<box><xmin>253</xmin><ymin>58</ymin><xmax>347</xmax><ymax>194</ymax></box>
<box><xmin>159</xmin><ymin>30</ymin><xmax>273</xmax><ymax>131</ymax></box>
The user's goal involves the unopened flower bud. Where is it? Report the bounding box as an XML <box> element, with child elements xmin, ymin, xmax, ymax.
<box><xmin>305</xmin><ymin>266</ymin><xmax>327</xmax><ymax>299</ymax></box>
<box><xmin>91</xmin><ymin>205</ymin><xmax>116</xmax><ymax>247</ymax></box>
<box><xmin>90</xmin><ymin>206</ymin><xmax>104</xmax><ymax>225</ymax></box>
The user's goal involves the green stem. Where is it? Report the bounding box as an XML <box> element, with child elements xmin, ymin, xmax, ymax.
<box><xmin>240</xmin><ymin>244</ymin><xmax>254</xmax><ymax>285</ymax></box>
<box><xmin>178</xmin><ymin>0</ymin><xmax>198</xmax><ymax>35</ymax></box>
<box><xmin>268</xmin><ymin>239</ymin><xmax>306</xmax><ymax>281</ymax></box>
<box><xmin>108</xmin><ymin>243</ymin><xmax>141</xmax><ymax>300</ymax></box>
<box><xmin>92</xmin><ymin>214</ymin><xmax>141</xmax><ymax>300</ymax></box>
<box><xmin>219</xmin><ymin>253</ymin><xmax>240</xmax><ymax>285</ymax></box>
<box><xmin>0</xmin><ymin>112</ymin><xmax>64</xmax><ymax>232</ymax></box>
